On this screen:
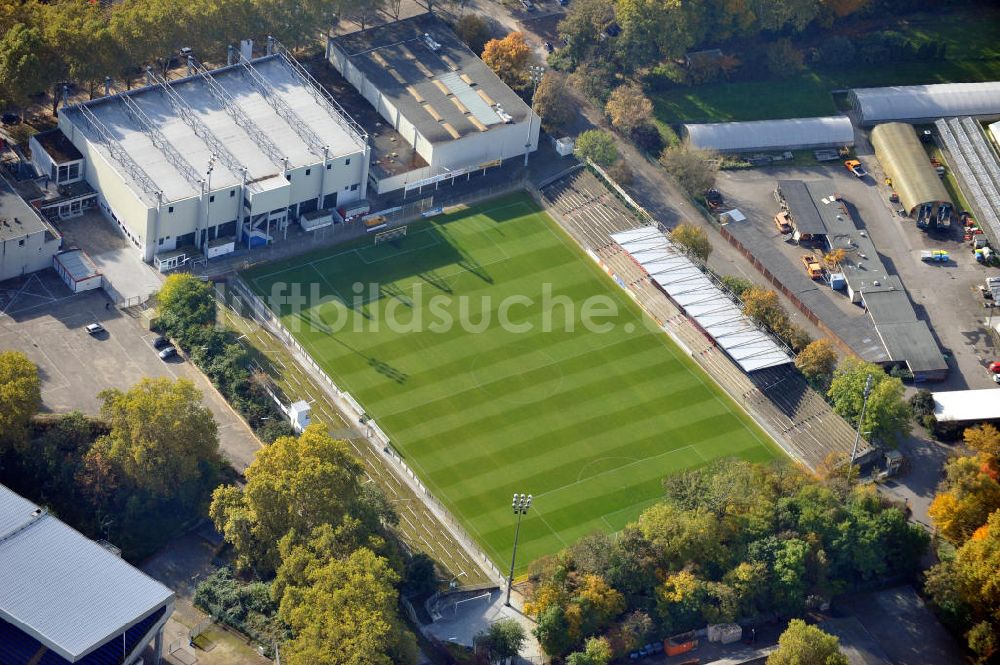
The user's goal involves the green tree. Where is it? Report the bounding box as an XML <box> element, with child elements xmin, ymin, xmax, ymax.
<box><xmin>614</xmin><ymin>0</ymin><xmax>695</xmax><ymax>71</ymax></box>
<box><xmin>275</xmin><ymin>531</ymin><xmax>416</xmax><ymax>665</ymax></box>
<box><xmin>40</xmin><ymin>1</ymin><xmax>115</xmax><ymax>100</ymax></box>
<box><xmin>0</xmin><ymin>22</ymin><xmax>57</xmax><ymax>111</ymax></box>
<box><xmin>722</xmin><ymin>275</ymin><xmax>754</xmax><ymax>298</ymax></box>
<box><xmin>566</xmin><ymin>636</ymin><xmax>613</xmax><ymax>665</ymax></box>
<box><xmin>454</xmin><ymin>14</ymin><xmax>492</xmax><ymax>55</ymax></box>
<box><xmin>669</xmin><ymin>222</ymin><xmax>712</xmax><ymax>262</ymax></box>
<box><xmin>795</xmin><ymin>339</ymin><xmax>838</xmax><ymax>389</ymax></box>
<box><xmin>556</xmin><ymin>0</ymin><xmax>614</xmax><ymax>64</ymax></box>
<box><xmin>157</xmin><ymin>273</ymin><xmax>216</xmax><ymax>344</ymax></box>
<box><xmin>88</xmin><ymin>377</ymin><xmax>221</xmax><ymax>498</ymax></box>
<box><xmin>828</xmin><ymin>358</ymin><xmax>911</xmax><ymax>444</ymax></box>
<box><xmin>533</xmin><ymin>71</ymin><xmax>575</xmax><ymax>133</ymax></box>
<box><xmin>210</xmin><ymin>424</ymin><xmax>385</xmax><ymax>574</ymax></box>
<box><xmin>575</xmin><ymin>129</ymin><xmax>617</xmax><ymax>167</ymax></box>
<box><xmin>0</xmin><ymin>351</ymin><xmax>41</xmax><ymax>450</ymax></box>
<box><xmin>658</xmin><ymin>144</ymin><xmax>718</xmax><ymax>197</ymax></box>
<box><xmin>764</xmin><ymin>38</ymin><xmax>806</xmax><ymax>77</ymax></box>
<box><xmin>767</xmin><ymin>619</ymin><xmax>848</xmax><ymax>665</ymax></box>
<box><xmin>535</xmin><ymin>604</ymin><xmax>574</xmax><ymax>658</ymax></box>
<box><xmin>475</xmin><ymin>618</ymin><xmax>527</xmax><ymax>664</ymax></box>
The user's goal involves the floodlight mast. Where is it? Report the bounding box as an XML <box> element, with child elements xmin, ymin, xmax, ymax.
<box><xmin>505</xmin><ymin>493</ymin><xmax>532</xmax><ymax>607</ymax></box>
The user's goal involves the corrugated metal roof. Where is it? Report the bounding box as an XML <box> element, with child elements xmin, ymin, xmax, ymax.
<box><xmin>853</xmin><ymin>82</ymin><xmax>1000</xmax><ymax>125</ymax></box>
<box><xmin>438</xmin><ymin>71</ymin><xmax>501</xmax><ymax>128</ymax></box>
<box><xmin>871</xmin><ymin>122</ymin><xmax>951</xmax><ymax>214</ymax></box>
<box><xmin>0</xmin><ymin>485</ymin><xmax>173</xmax><ymax>661</ymax></box>
<box><xmin>612</xmin><ymin>228</ymin><xmax>793</xmax><ymax>373</ymax></box>
<box><xmin>683</xmin><ymin>116</ymin><xmax>854</xmax><ymax>152</ymax></box>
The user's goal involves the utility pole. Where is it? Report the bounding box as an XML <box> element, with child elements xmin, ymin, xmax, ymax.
<box><xmin>505</xmin><ymin>493</ymin><xmax>532</xmax><ymax>607</ymax></box>
<box><xmin>523</xmin><ymin>66</ymin><xmax>545</xmax><ymax>168</ymax></box>
<box><xmin>848</xmin><ymin>373</ymin><xmax>874</xmax><ymax>485</ymax></box>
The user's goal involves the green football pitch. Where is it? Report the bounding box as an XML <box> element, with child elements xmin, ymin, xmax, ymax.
<box><xmin>244</xmin><ymin>193</ymin><xmax>778</xmax><ymax>571</ymax></box>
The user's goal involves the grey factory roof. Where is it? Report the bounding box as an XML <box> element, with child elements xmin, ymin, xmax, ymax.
<box><xmin>0</xmin><ymin>173</ymin><xmax>55</xmax><ymax>242</ymax></box>
<box><xmin>684</xmin><ymin>115</ymin><xmax>855</xmax><ymax>152</ymax></box>
<box><xmin>63</xmin><ymin>54</ymin><xmax>366</xmax><ymax>205</ymax></box>
<box><xmin>331</xmin><ymin>13</ymin><xmax>532</xmax><ymax>146</ymax></box>
<box><xmin>852</xmin><ymin>81</ymin><xmax>1000</xmax><ymax>125</ymax></box>
<box><xmin>777</xmin><ymin>179</ymin><xmax>849</xmax><ymax>236</ymax></box>
<box><xmin>0</xmin><ymin>484</ymin><xmax>173</xmax><ymax>661</ymax></box>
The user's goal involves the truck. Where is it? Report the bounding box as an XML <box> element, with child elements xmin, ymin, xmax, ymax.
<box><xmin>845</xmin><ymin>159</ymin><xmax>867</xmax><ymax>178</ymax></box>
<box><xmin>774</xmin><ymin>211</ymin><xmax>792</xmax><ymax>234</ymax></box>
<box><xmin>801</xmin><ymin>254</ymin><xmax>823</xmax><ymax>279</ymax></box>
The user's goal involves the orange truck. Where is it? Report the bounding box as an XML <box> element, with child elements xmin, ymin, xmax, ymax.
<box><xmin>845</xmin><ymin>159</ymin><xmax>867</xmax><ymax>178</ymax></box>
<box><xmin>801</xmin><ymin>254</ymin><xmax>823</xmax><ymax>279</ymax></box>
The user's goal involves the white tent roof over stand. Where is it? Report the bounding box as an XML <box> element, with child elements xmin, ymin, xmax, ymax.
<box><xmin>612</xmin><ymin>228</ymin><xmax>793</xmax><ymax>373</ymax></box>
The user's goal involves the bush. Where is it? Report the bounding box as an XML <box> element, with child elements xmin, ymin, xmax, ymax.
<box><xmin>910</xmin><ymin>390</ymin><xmax>935</xmax><ymax>419</ymax></box>
<box><xmin>575</xmin><ymin>130</ymin><xmax>618</xmax><ymax>167</ymax></box>
<box><xmin>721</xmin><ymin>276</ymin><xmax>754</xmax><ymax>298</ymax></box>
<box><xmin>630</xmin><ymin>123</ymin><xmax>665</xmax><ymax>156</ymax></box>
<box><xmin>817</xmin><ymin>35</ymin><xmax>856</xmax><ymax>67</ymax></box>
<box><xmin>607</xmin><ymin>160</ymin><xmax>634</xmax><ymax>186</ymax></box>
<box><xmin>765</xmin><ymin>39</ymin><xmax>805</xmax><ymax>77</ymax></box>
<box><xmin>194</xmin><ymin>567</ymin><xmax>288</xmax><ymax>647</ymax></box>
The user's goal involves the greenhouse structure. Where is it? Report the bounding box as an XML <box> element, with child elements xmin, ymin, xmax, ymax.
<box><xmin>682</xmin><ymin>116</ymin><xmax>855</xmax><ymax>153</ymax></box>
<box><xmin>851</xmin><ymin>82</ymin><xmax>1000</xmax><ymax>126</ymax></box>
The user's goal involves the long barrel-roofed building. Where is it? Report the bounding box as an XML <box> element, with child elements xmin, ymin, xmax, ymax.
<box><xmin>34</xmin><ymin>47</ymin><xmax>370</xmax><ymax>269</ymax></box>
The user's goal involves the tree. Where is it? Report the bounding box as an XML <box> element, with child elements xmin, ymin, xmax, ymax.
<box><xmin>964</xmin><ymin>424</ymin><xmax>1000</xmax><ymax>461</ymax></box>
<box><xmin>764</xmin><ymin>38</ymin><xmax>806</xmax><ymax>77</ymax></box>
<box><xmin>722</xmin><ymin>276</ymin><xmax>754</xmax><ymax>298</ymax></box>
<box><xmin>796</xmin><ymin>339</ymin><xmax>838</xmax><ymax>389</ymax></box>
<box><xmin>210</xmin><ymin>424</ymin><xmax>382</xmax><ymax>574</ymax></box>
<box><xmin>566</xmin><ymin>636</ymin><xmax>612</xmax><ymax>665</ymax></box>
<box><xmin>614</xmin><ymin>0</ymin><xmax>696</xmax><ymax>71</ymax></box>
<box><xmin>275</xmin><ymin>532</ymin><xmax>416</xmax><ymax>665</ymax></box>
<box><xmin>475</xmin><ymin>618</ymin><xmax>527</xmax><ymax>664</ymax></box>
<box><xmin>669</xmin><ymin>223</ymin><xmax>712</xmax><ymax>262</ymax></box>
<box><xmin>556</xmin><ymin>0</ymin><xmax>614</xmax><ymax>64</ymax></box>
<box><xmin>926</xmin><ymin>510</ymin><xmax>1000</xmax><ymax>662</ymax></box>
<box><xmin>604</xmin><ymin>82</ymin><xmax>652</xmax><ymax>134</ymax></box>
<box><xmin>767</xmin><ymin>619</ymin><xmax>848</xmax><ymax>665</ymax></box>
<box><xmin>157</xmin><ymin>273</ymin><xmax>216</xmax><ymax>344</ymax></box>
<box><xmin>88</xmin><ymin>377</ymin><xmax>221</xmax><ymax>498</ymax></box>
<box><xmin>454</xmin><ymin>14</ymin><xmax>491</xmax><ymax>55</ymax></box>
<box><xmin>0</xmin><ymin>351</ymin><xmax>41</xmax><ymax>450</ymax></box>
<box><xmin>481</xmin><ymin>32</ymin><xmax>531</xmax><ymax>90</ymax></box>
<box><xmin>658</xmin><ymin>144</ymin><xmax>718</xmax><ymax>197</ymax></box>
<box><xmin>532</xmin><ymin>71</ymin><xmax>575</xmax><ymax>133</ymax></box>
<box><xmin>928</xmin><ymin>456</ymin><xmax>1000</xmax><ymax>544</ymax></box>
<box><xmin>823</xmin><ymin>249</ymin><xmax>846</xmax><ymax>270</ymax></box>
<box><xmin>0</xmin><ymin>22</ymin><xmax>58</xmax><ymax>111</ymax></box>
<box><xmin>402</xmin><ymin>552</ymin><xmax>438</xmax><ymax>597</ymax></box>
<box><xmin>575</xmin><ymin>129</ymin><xmax>617</xmax><ymax>167</ymax></box>
<box><xmin>828</xmin><ymin>358</ymin><xmax>911</xmax><ymax>444</ymax></box>
<box><xmin>607</xmin><ymin>160</ymin><xmax>634</xmax><ymax>186</ymax></box>
<box><xmin>535</xmin><ymin>604</ymin><xmax>574</xmax><ymax>658</ymax></box>
<box><xmin>742</xmin><ymin>287</ymin><xmax>786</xmax><ymax>331</ymax></box>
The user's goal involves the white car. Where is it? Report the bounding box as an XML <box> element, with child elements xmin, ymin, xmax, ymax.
<box><xmin>158</xmin><ymin>346</ymin><xmax>177</xmax><ymax>360</ymax></box>
<box><xmin>85</xmin><ymin>323</ymin><xmax>105</xmax><ymax>336</ymax></box>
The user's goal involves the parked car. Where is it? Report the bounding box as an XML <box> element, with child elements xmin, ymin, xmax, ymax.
<box><xmin>544</xmin><ymin>41</ymin><xmax>554</xmax><ymax>52</ymax></box>
<box><xmin>844</xmin><ymin>159</ymin><xmax>867</xmax><ymax>178</ymax></box>
<box><xmin>152</xmin><ymin>335</ymin><xmax>170</xmax><ymax>349</ymax></box>
<box><xmin>85</xmin><ymin>323</ymin><xmax>105</xmax><ymax>336</ymax></box>
<box><xmin>989</xmin><ymin>361</ymin><xmax>1000</xmax><ymax>373</ymax></box>
<box><xmin>158</xmin><ymin>346</ymin><xmax>177</xmax><ymax>360</ymax></box>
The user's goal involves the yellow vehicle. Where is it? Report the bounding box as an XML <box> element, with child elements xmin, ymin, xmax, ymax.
<box><xmin>801</xmin><ymin>254</ymin><xmax>823</xmax><ymax>279</ymax></box>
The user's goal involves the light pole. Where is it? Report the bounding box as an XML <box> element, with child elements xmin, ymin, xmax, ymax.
<box><xmin>505</xmin><ymin>492</ymin><xmax>532</xmax><ymax>607</ymax></box>
<box><xmin>203</xmin><ymin>154</ymin><xmax>216</xmax><ymax>251</ymax></box>
<box><xmin>523</xmin><ymin>66</ymin><xmax>545</xmax><ymax>168</ymax></box>
<box><xmin>848</xmin><ymin>373</ymin><xmax>874</xmax><ymax>484</ymax></box>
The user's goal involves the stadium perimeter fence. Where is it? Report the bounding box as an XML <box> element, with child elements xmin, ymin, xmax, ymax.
<box><xmin>226</xmin><ymin>275</ymin><xmax>508</xmax><ymax>587</ymax></box>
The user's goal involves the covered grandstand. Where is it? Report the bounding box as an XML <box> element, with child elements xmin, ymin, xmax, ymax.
<box><xmin>611</xmin><ymin>227</ymin><xmax>793</xmax><ymax>373</ymax></box>
<box><xmin>870</xmin><ymin>122</ymin><xmax>951</xmax><ymax>222</ymax></box>
<box><xmin>0</xmin><ymin>484</ymin><xmax>174</xmax><ymax>664</ymax></box>
<box><xmin>851</xmin><ymin>82</ymin><xmax>1000</xmax><ymax>126</ymax></box>
<box><xmin>682</xmin><ymin>116</ymin><xmax>854</xmax><ymax>153</ymax></box>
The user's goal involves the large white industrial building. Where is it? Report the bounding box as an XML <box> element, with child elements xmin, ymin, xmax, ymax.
<box><xmin>851</xmin><ymin>81</ymin><xmax>1000</xmax><ymax>126</ymax></box>
<box><xmin>33</xmin><ymin>47</ymin><xmax>369</xmax><ymax>269</ymax></box>
<box><xmin>682</xmin><ymin>116</ymin><xmax>855</xmax><ymax>153</ymax></box>
<box><xmin>328</xmin><ymin>14</ymin><xmax>540</xmax><ymax>194</ymax></box>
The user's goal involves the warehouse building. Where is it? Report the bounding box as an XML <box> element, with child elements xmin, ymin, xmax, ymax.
<box><xmin>683</xmin><ymin>116</ymin><xmax>854</xmax><ymax>153</ymax></box>
<box><xmin>870</xmin><ymin>122</ymin><xmax>952</xmax><ymax>226</ymax></box>
<box><xmin>851</xmin><ymin>81</ymin><xmax>1000</xmax><ymax>126</ymax></box>
<box><xmin>0</xmin><ymin>484</ymin><xmax>174</xmax><ymax>664</ymax></box>
<box><xmin>328</xmin><ymin>14</ymin><xmax>540</xmax><ymax>194</ymax></box>
<box><xmin>37</xmin><ymin>48</ymin><xmax>369</xmax><ymax>269</ymax></box>
<box><xmin>0</xmin><ymin>173</ymin><xmax>62</xmax><ymax>282</ymax></box>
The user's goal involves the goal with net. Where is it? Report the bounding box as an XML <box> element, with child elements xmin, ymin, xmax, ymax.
<box><xmin>374</xmin><ymin>225</ymin><xmax>408</xmax><ymax>245</ymax></box>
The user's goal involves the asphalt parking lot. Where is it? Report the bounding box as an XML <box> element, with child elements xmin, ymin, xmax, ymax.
<box><xmin>716</xmin><ymin>162</ymin><xmax>995</xmax><ymax>391</ymax></box>
<box><xmin>0</xmin><ymin>272</ymin><xmax>262</xmax><ymax>470</ymax></box>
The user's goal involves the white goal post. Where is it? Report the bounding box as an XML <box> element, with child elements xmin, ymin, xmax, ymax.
<box><xmin>374</xmin><ymin>225</ymin><xmax>408</xmax><ymax>245</ymax></box>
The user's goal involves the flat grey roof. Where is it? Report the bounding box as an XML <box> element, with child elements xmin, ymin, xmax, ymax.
<box><xmin>0</xmin><ymin>174</ymin><xmax>54</xmax><ymax>242</ymax></box>
<box><xmin>778</xmin><ymin>180</ymin><xmax>826</xmax><ymax>234</ymax></box>
<box><xmin>878</xmin><ymin>321</ymin><xmax>948</xmax><ymax>374</ymax></box>
<box><xmin>64</xmin><ymin>54</ymin><xmax>366</xmax><ymax>204</ymax></box>
<box><xmin>54</xmin><ymin>249</ymin><xmax>100</xmax><ymax>282</ymax></box>
<box><xmin>0</xmin><ymin>484</ymin><xmax>173</xmax><ymax>661</ymax></box>
<box><xmin>331</xmin><ymin>13</ymin><xmax>531</xmax><ymax>145</ymax></box>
